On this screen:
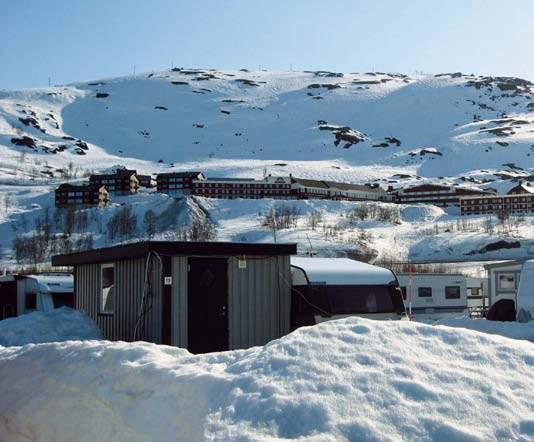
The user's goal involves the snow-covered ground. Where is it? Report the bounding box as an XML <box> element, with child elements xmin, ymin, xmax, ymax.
<box><xmin>0</xmin><ymin>307</ymin><xmax>102</xmax><ymax>346</ymax></box>
<box><xmin>0</xmin><ymin>316</ymin><xmax>533</xmax><ymax>441</ymax></box>
<box><xmin>1</xmin><ymin>69</ymin><xmax>533</xmax><ymax>267</ymax></box>
<box><xmin>435</xmin><ymin>316</ymin><xmax>534</xmax><ymax>342</ymax></box>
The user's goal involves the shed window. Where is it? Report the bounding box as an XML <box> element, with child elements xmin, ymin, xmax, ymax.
<box><xmin>101</xmin><ymin>264</ymin><xmax>115</xmax><ymax>314</ymax></box>
<box><xmin>418</xmin><ymin>287</ymin><xmax>432</xmax><ymax>298</ymax></box>
<box><xmin>498</xmin><ymin>273</ymin><xmax>515</xmax><ymax>290</ymax></box>
<box><xmin>445</xmin><ymin>286</ymin><xmax>461</xmax><ymax>299</ymax></box>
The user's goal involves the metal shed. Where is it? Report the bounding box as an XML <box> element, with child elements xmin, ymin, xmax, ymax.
<box><xmin>52</xmin><ymin>241</ymin><xmax>296</xmax><ymax>353</ymax></box>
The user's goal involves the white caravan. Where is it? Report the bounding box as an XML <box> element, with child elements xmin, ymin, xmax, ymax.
<box><xmin>290</xmin><ymin>257</ymin><xmax>406</xmax><ymax>329</ymax></box>
<box><xmin>0</xmin><ymin>273</ymin><xmax>73</xmax><ymax>320</ymax></box>
<box><xmin>516</xmin><ymin>260</ymin><xmax>534</xmax><ymax>323</ymax></box>
<box><xmin>396</xmin><ymin>273</ymin><xmax>468</xmax><ymax>321</ymax></box>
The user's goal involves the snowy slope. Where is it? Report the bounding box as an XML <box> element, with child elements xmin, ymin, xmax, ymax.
<box><xmin>0</xmin><ymin>317</ymin><xmax>533</xmax><ymax>441</ymax></box>
<box><xmin>1</xmin><ymin>69</ymin><xmax>533</xmax><ymax>266</ymax></box>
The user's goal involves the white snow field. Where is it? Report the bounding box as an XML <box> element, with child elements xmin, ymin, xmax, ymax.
<box><xmin>0</xmin><ymin>307</ymin><xmax>102</xmax><ymax>346</ymax></box>
<box><xmin>0</xmin><ymin>317</ymin><xmax>533</xmax><ymax>442</ymax></box>
<box><xmin>436</xmin><ymin>316</ymin><xmax>534</xmax><ymax>342</ymax></box>
<box><xmin>1</xmin><ymin>69</ymin><xmax>534</xmax><ymax>266</ymax></box>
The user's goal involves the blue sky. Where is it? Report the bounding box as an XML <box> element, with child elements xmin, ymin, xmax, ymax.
<box><xmin>1</xmin><ymin>0</ymin><xmax>533</xmax><ymax>90</ymax></box>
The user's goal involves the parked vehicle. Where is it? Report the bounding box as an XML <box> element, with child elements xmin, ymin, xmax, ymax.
<box><xmin>0</xmin><ymin>273</ymin><xmax>73</xmax><ymax>320</ymax></box>
<box><xmin>516</xmin><ymin>259</ymin><xmax>534</xmax><ymax>323</ymax></box>
<box><xmin>290</xmin><ymin>257</ymin><xmax>406</xmax><ymax>329</ymax></box>
<box><xmin>396</xmin><ymin>273</ymin><xmax>468</xmax><ymax>321</ymax></box>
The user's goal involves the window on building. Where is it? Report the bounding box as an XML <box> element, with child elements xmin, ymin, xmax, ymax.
<box><xmin>498</xmin><ymin>273</ymin><xmax>515</xmax><ymax>290</ymax></box>
<box><xmin>101</xmin><ymin>264</ymin><xmax>115</xmax><ymax>314</ymax></box>
<box><xmin>418</xmin><ymin>287</ymin><xmax>432</xmax><ymax>298</ymax></box>
<box><xmin>445</xmin><ymin>286</ymin><xmax>461</xmax><ymax>299</ymax></box>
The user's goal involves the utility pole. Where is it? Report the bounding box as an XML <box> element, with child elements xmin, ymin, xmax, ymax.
<box><xmin>48</xmin><ymin>76</ymin><xmax>51</xmax><ymax>87</ymax></box>
<box><xmin>133</xmin><ymin>65</ymin><xmax>136</xmax><ymax>76</ymax></box>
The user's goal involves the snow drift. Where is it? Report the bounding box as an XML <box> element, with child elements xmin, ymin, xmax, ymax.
<box><xmin>0</xmin><ymin>307</ymin><xmax>102</xmax><ymax>346</ymax></box>
<box><xmin>1</xmin><ymin>317</ymin><xmax>533</xmax><ymax>441</ymax></box>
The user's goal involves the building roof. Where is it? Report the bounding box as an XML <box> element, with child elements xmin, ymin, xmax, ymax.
<box><xmin>56</xmin><ymin>183</ymin><xmax>104</xmax><ymax>192</ymax></box>
<box><xmin>90</xmin><ymin>169</ymin><xmax>137</xmax><ymax>180</ymax></box>
<box><xmin>507</xmin><ymin>183</ymin><xmax>534</xmax><ymax>195</ymax></box>
<box><xmin>291</xmin><ymin>178</ymin><xmax>330</xmax><ymax>189</ymax></box>
<box><xmin>483</xmin><ymin>258</ymin><xmax>534</xmax><ymax>270</ymax></box>
<box><xmin>52</xmin><ymin>241</ymin><xmax>297</xmax><ymax>266</ymax></box>
<box><xmin>156</xmin><ymin>171</ymin><xmax>204</xmax><ymax>178</ymax></box>
<box><xmin>325</xmin><ymin>181</ymin><xmax>381</xmax><ymax>193</ymax></box>
<box><xmin>291</xmin><ymin>257</ymin><xmax>396</xmax><ymax>285</ymax></box>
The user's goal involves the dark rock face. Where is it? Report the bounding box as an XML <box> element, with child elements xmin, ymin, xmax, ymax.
<box><xmin>222</xmin><ymin>99</ymin><xmax>245</xmax><ymax>103</ymax></box>
<box><xmin>75</xmin><ymin>140</ymin><xmax>89</xmax><ymax>150</ymax></box>
<box><xmin>220</xmin><ymin>109</ymin><xmax>231</xmax><ymax>115</ymax></box>
<box><xmin>96</xmin><ymin>93</ymin><xmax>109</xmax><ymax>98</ymax></box>
<box><xmin>171</xmin><ymin>81</ymin><xmax>189</xmax><ymax>85</ymax></box>
<box><xmin>319</xmin><ymin>124</ymin><xmax>367</xmax><ymax>148</ymax></box>
<box><xmin>88</xmin><ymin>82</ymin><xmax>106</xmax><ymax>86</ymax></box>
<box><xmin>11</xmin><ymin>136</ymin><xmax>36</xmax><ymax>149</ymax></box>
<box><xmin>155</xmin><ymin>106</ymin><xmax>168</xmax><ymax>111</ymax></box>
<box><xmin>234</xmin><ymin>78</ymin><xmax>260</xmax><ymax>87</ymax></box>
<box><xmin>18</xmin><ymin>117</ymin><xmax>45</xmax><ymax>133</ymax></box>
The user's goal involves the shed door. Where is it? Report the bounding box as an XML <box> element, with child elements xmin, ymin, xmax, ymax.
<box><xmin>0</xmin><ymin>281</ymin><xmax>18</xmax><ymax>319</ymax></box>
<box><xmin>188</xmin><ymin>258</ymin><xmax>228</xmax><ymax>353</ymax></box>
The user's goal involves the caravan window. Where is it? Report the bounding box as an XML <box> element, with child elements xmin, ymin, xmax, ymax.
<box><xmin>418</xmin><ymin>287</ymin><xmax>432</xmax><ymax>298</ymax></box>
<box><xmin>101</xmin><ymin>264</ymin><xmax>115</xmax><ymax>314</ymax></box>
<box><xmin>498</xmin><ymin>273</ymin><xmax>515</xmax><ymax>290</ymax></box>
<box><xmin>445</xmin><ymin>286</ymin><xmax>461</xmax><ymax>299</ymax></box>
<box><xmin>307</xmin><ymin>285</ymin><xmax>401</xmax><ymax>315</ymax></box>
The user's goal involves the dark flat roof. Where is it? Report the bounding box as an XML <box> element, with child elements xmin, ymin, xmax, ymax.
<box><xmin>52</xmin><ymin>241</ymin><xmax>297</xmax><ymax>266</ymax></box>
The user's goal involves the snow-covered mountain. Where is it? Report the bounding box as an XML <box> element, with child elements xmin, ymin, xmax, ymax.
<box><xmin>0</xmin><ymin>68</ymin><xmax>533</xmax><ymax>267</ymax></box>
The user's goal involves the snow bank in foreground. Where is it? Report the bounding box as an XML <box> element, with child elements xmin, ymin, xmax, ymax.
<box><xmin>1</xmin><ymin>318</ymin><xmax>533</xmax><ymax>441</ymax></box>
<box><xmin>0</xmin><ymin>307</ymin><xmax>102</xmax><ymax>346</ymax></box>
<box><xmin>435</xmin><ymin>316</ymin><xmax>534</xmax><ymax>342</ymax></box>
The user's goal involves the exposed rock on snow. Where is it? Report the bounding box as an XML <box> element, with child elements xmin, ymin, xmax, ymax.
<box><xmin>0</xmin><ymin>307</ymin><xmax>102</xmax><ymax>346</ymax></box>
<box><xmin>0</xmin><ymin>318</ymin><xmax>532</xmax><ymax>441</ymax></box>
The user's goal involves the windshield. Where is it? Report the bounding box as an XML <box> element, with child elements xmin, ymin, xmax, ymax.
<box><xmin>295</xmin><ymin>284</ymin><xmax>405</xmax><ymax>315</ymax></box>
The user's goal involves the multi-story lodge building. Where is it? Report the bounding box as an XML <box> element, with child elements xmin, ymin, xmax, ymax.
<box><xmin>89</xmin><ymin>169</ymin><xmax>139</xmax><ymax>194</ymax></box>
<box><xmin>137</xmin><ymin>174</ymin><xmax>154</xmax><ymax>188</ymax></box>
<box><xmin>391</xmin><ymin>183</ymin><xmax>492</xmax><ymax>207</ymax></box>
<box><xmin>192</xmin><ymin>175</ymin><xmax>294</xmax><ymax>199</ymax></box>
<box><xmin>55</xmin><ymin>183</ymin><xmax>109</xmax><ymax>208</ymax></box>
<box><xmin>460</xmin><ymin>182</ymin><xmax>534</xmax><ymax>216</ymax></box>
<box><xmin>156</xmin><ymin>171</ymin><xmax>206</xmax><ymax>196</ymax></box>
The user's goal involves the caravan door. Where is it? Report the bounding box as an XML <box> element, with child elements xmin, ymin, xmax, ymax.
<box><xmin>517</xmin><ymin>260</ymin><xmax>534</xmax><ymax>322</ymax></box>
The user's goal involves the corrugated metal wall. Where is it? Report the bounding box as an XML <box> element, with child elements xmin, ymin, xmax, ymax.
<box><xmin>228</xmin><ymin>255</ymin><xmax>291</xmax><ymax>349</ymax></box>
<box><xmin>171</xmin><ymin>255</ymin><xmax>291</xmax><ymax>350</ymax></box>
<box><xmin>76</xmin><ymin>257</ymin><xmax>162</xmax><ymax>343</ymax></box>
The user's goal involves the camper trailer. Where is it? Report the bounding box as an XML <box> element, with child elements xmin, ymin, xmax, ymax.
<box><xmin>396</xmin><ymin>273</ymin><xmax>468</xmax><ymax>321</ymax></box>
<box><xmin>0</xmin><ymin>273</ymin><xmax>73</xmax><ymax>320</ymax></box>
<box><xmin>290</xmin><ymin>257</ymin><xmax>406</xmax><ymax>329</ymax></box>
<box><xmin>517</xmin><ymin>259</ymin><xmax>534</xmax><ymax>323</ymax></box>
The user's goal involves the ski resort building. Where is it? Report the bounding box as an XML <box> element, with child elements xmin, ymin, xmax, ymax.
<box><xmin>460</xmin><ymin>182</ymin><xmax>534</xmax><ymax>216</ymax></box>
<box><xmin>156</xmin><ymin>171</ymin><xmax>206</xmax><ymax>196</ymax></box>
<box><xmin>89</xmin><ymin>169</ymin><xmax>139</xmax><ymax>195</ymax></box>
<box><xmin>391</xmin><ymin>184</ymin><xmax>491</xmax><ymax>207</ymax></box>
<box><xmin>55</xmin><ymin>183</ymin><xmax>109</xmax><ymax>208</ymax></box>
<box><xmin>193</xmin><ymin>175</ymin><xmax>294</xmax><ymax>199</ymax></box>
<box><xmin>52</xmin><ymin>241</ymin><xmax>297</xmax><ymax>353</ymax></box>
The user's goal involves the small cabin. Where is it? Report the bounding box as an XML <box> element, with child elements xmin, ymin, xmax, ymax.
<box><xmin>484</xmin><ymin>259</ymin><xmax>530</xmax><ymax>307</ymax></box>
<box><xmin>52</xmin><ymin>241</ymin><xmax>296</xmax><ymax>353</ymax></box>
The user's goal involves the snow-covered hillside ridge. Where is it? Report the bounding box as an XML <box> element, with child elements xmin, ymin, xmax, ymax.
<box><xmin>1</xmin><ymin>69</ymin><xmax>533</xmax><ymax>185</ymax></box>
<box><xmin>1</xmin><ymin>317</ymin><xmax>533</xmax><ymax>441</ymax></box>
